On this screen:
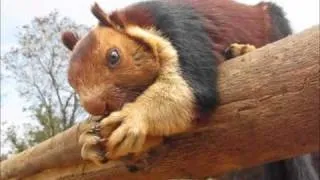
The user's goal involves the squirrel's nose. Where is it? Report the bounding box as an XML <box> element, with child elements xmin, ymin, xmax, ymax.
<box><xmin>81</xmin><ymin>98</ymin><xmax>107</xmax><ymax>116</ymax></box>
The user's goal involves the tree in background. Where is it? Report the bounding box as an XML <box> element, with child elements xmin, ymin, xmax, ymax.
<box><xmin>1</xmin><ymin>11</ymin><xmax>89</xmax><ymax>153</ymax></box>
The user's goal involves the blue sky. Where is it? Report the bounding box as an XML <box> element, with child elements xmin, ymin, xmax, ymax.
<box><xmin>1</xmin><ymin>0</ymin><xmax>319</xmax><ymax>154</ymax></box>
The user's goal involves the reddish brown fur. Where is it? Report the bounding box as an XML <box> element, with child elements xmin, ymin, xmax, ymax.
<box><xmin>61</xmin><ymin>31</ymin><xmax>79</xmax><ymax>50</ymax></box>
<box><xmin>190</xmin><ymin>0</ymin><xmax>272</xmax><ymax>54</ymax></box>
<box><xmin>66</xmin><ymin>27</ymin><xmax>160</xmax><ymax>115</ymax></box>
<box><xmin>91</xmin><ymin>3</ymin><xmax>112</xmax><ymax>26</ymax></box>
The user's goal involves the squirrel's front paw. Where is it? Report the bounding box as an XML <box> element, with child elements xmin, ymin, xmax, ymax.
<box><xmin>79</xmin><ymin>117</ymin><xmax>119</xmax><ymax>165</ymax></box>
<box><xmin>100</xmin><ymin>110</ymin><xmax>148</xmax><ymax>160</ymax></box>
<box><xmin>224</xmin><ymin>43</ymin><xmax>256</xmax><ymax>59</ymax></box>
<box><xmin>79</xmin><ymin>107</ymin><xmax>162</xmax><ymax>164</ymax></box>
<box><xmin>79</xmin><ymin>122</ymin><xmax>107</xmax><ymax>165</ymax></box>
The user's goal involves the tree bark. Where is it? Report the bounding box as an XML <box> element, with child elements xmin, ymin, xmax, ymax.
<box><xmin>1</xmin><ymin>26</ymin><xmax>319</xmax><ymax>180</ymax></box>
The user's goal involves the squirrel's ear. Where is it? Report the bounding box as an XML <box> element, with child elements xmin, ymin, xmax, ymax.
<box><xmin>61</xmin><ymin>31</ymin><xmax>79</xmax><ymax>51</ymax></box>
<box><xmin>91</xmin><ymin>2</ymin><xmax>126</xmax><ymax>30</ymax></box>
<box><xmin>91</xmin><ymin>2</ymin><xmax>112</xmax><ymax>26</ymax></box>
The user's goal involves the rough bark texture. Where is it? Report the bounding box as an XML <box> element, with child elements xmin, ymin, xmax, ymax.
<box><xmin>1</xmin><ymin>26</ymin><xmax>319</xmax><ymax>180</ymax></box>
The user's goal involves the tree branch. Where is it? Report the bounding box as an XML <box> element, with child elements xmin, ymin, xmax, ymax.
<box><xmin>67</xmin><ymin>93</ymin><xmax>79</xmax><ymax>127</ymax></box>
<box><xmin>32</xmin><ymin>81</ymin><xmax>49</xmax><ymax>108</ymax></box>
<box><xmin>48</xmin><ymin>69</ymin><xmax>67</xmax><ymax>128</ymax></box>
<box><xmin>63</xmin><ymin>92</ymin><xmax>73</xmax><ymax>110</ymax></box>
<box><xmin>1</xmin><ymin>26</ymin><xmax>319</xmax><ymax>180</ymax></box>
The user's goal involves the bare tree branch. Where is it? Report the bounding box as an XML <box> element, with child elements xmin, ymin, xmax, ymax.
<box><xmin>1</xmin><ymin>11</ymin><xmax>88</xmax><ymax>153</ymax></box>
<box><xmin>68</xmin><ymin>93</ymin><xmax>79</xmax><ymax>127</ymax></box>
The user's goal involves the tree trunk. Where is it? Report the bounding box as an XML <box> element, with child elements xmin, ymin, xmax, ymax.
<box><xmin>1</xmin><ymin>26</ymin><xmax>319</xmax><ymax>180</ymax></box>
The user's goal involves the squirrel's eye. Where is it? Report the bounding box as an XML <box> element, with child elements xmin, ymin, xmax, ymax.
<box><xmin>107</xmin><ymin>48</ymin><xmax>120</xmax><ymax>67</ymax></box>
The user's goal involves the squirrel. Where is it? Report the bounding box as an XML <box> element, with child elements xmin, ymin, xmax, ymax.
<box><xmin>61</xmin><ymin>0</ymin><xmax>291</xmax><ymax>163</ymax></box>
<box><xmin>60</xmin><ymin>1</ymin><xmax>318</xmax><ymax>180</ymax></box>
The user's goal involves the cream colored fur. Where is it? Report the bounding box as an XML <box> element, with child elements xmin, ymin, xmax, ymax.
<box><xmin>99</xmin><ymin>26</ymin><xmax>196</xmax><ymax>159</ymax></box>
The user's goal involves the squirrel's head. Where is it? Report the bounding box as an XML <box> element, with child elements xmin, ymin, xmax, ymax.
<box><xmin>61</xmin><ymin>3</ymin><xmax>160</xmax><ymax>115</ymax></box>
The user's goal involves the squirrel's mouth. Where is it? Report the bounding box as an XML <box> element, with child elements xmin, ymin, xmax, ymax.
<box><xmin>87</xmin><ymin>114</ymin><xmax>105</xmax><ymax>122</ymax></box>
<box><xmin>103</xmin><ymin>111</ymin><xmax>110</xmax><ymax>118</ymax></box>
<box><xmin>86</xmin><ymin>86</ymin><xmax>147</xmax><ymax>119</ymax></box>
<box><xmin>104</xmin><ymin>103</ymin><xmax>111</xmax><ymax>117</ymax></box>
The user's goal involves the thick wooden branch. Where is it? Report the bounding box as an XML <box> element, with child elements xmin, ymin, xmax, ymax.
<box><xmin>1</xmin><ymin>26</ymin><xmax>319</xmax><ymax>180</ymax></box>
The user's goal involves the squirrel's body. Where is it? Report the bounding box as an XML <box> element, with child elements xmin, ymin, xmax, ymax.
<box><xmin>61</xmin><ymin>1</ymin><xmax>317</xmax><ymax>180</ymax></box>
<box><xmin>114</xmin><ymin>0</ymin><xmax>291</xmax><ymax>60</ymax></box>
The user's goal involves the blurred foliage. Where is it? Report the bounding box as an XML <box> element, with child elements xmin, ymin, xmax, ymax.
<box><xmin>1</xmin><ymin>11</ymin><xmax>89</xmax><ymax>153</ymax></box>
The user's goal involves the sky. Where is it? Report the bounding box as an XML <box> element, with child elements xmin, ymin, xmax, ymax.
<box><xmin>1</xmin><ymin>0</ymin><xmax>319</xmax><ymax>154</ymax></box>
